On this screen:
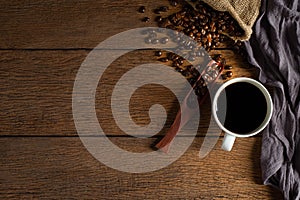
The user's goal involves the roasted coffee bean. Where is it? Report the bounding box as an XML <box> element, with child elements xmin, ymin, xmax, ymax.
<box><xmin>221</xmin><ymin>74</ymin><xmax>228</xmax><ymax>80</ymax></box>
<box><xmin>170</xmin><ymin>0</ymin><xmax>178</xmax><ymax>7</ymax></box>
<box><xmin>172</xmin><ymin>62</ymin><xmax>180</xmax><ymax>68</ymax></box>
<box><xmin>191</xmin><ymin>68</ymin><xmax>200</xmax><ymax>78</ymax></box>
<box><xmin>185</xmin><ymin>65</ymin><xmax>193</xmax><ymax>71</ymax></box>
<box><xmin>189</xmin><ymin>52</ymin><xmax>196</xmax><ymax>57</ymax></box>
<box><xmin>138</xmin><ymin>6</ymin><xmax>146</xmax><ymax>13</ymax></box>
<box><xmin>155</xmin><ymin>51</ymin><xmax>162</xmax><ymax>57</ymax></box>
<box><xmin>158</xmin><ymin>18</ymin><xmax>170</xmax><ymax>28</ymax></box>
<box><xmin>226</xmin><ymin>71</ymin><xmax>233</xmax><ymax>77</ymax></box>
<box><xmin>144</xmin><ymin>37</ymin><xmax>152</xmax><ymax>44</ymax></box>
<box><xmin>151</xmin><ymin>0</ymin><xmax>246</xmax><ymax>55</ymax></box>
<box><xmin>148</xmin><ymin>29</ymin><xmax>156</xmax><ymax>34</ymax></box>
<box><xmin>196</xmin><ymin>51</ymin><xmax>205</xmax><ymax>57</ymax></box>
<box><xmin>213</xmin><ymin>54</ymin><xmax>222</xmax><ymax>61</ymax></box>
<box><xmin>195</xmin><ymin>87</ymin><xmax>201</xmax><ymax>96</ymax></box>
<box><xmin>188</xmin><ymin>77</ymin><xmax>196</xmax><ymax>85</ymax></box>
<box><xmin>207</xmin><ymin>34</ymin><xmax>212</xmax><ymax>44</ymax></box>
<box><xmin>159</xmin><ymin>57</ymin><xmax>169</xmax><ymax>62</ymax></box>
<box><xmin>225</xmin><ymin>65</ymin><xmax>232</xmax><ymax>70</ymax></box>
<box><xmin>156</xmin><ymin>16</ymin><xmax>163</xmax><ymax>22</ymax></box>
<box><xmin>175</xmin><ymin>67</ymin><xmax>184</xmax><ymax>73</ymax></box>
<box><xmin>183</xmin><ymin>54</ymin><xmax>189</xmax><ymax>60</ymax></box>
<box><xmin>173</xmin><ymin>55</ymin><xmax>180</xmax><ymax>60</ymax></box>
<box><xmin>201</xmin><ymin>29</ymin><xmax>206</xmax><ymax>35</ymax></box>
<box><xmin>149</xmin><ymin>32</ymin><xmax>157</xmax><ymax>38</ymax></box>
<box><xmin>167</xmin><ymin>52</ymin><xmax>176</xmax><ymax>60</ymax></box>
<box><xmin>220</xmin><ymin>58</ymin><xmax>226</xmax><ymax>66</ymax></box>
<box><xmin>188</xmin><ymin>56</ymin><xmax>196</xmax><ymax>61</ymax></box>
<box><xmin>151</xmin><ymin>38</ymin><xmax>159</xmax><ymax>44</ymax></box>
<box><xmin>160</xmin><ymin>6</ymin><xmax>169</xmax><ymax>12</ymax></box>
<box><xmin>177</xmin><ymin>58</ymin><xmax>184</xmax><ymax>65</ymax></box>
<box><xmin>181</xmin><ymin>70</ymin><xmax>190</xmax><ymax>76</ymax></box>
<box><xmin>154</xmin><ymin>9</ymin><xmax>161</xmax><ymax>14</ymax></box>
<box><xmin>195</xmin><ymin>86</ymin><xmax>207</xmax><ymax>97</ymax></box>
<box><xmin>142</xmin><ymin>17</ymin><xmax>150</xmax><ymax>22</ymax></box>
<box><xmin>221</xmin><ymin>25</ymin><xmax>227</xmax><ymax>31</ymax></box>
<box><xmin>198</xmin><ymin>78</ymin><xmax>205</xmax><ymax>87</ymax></box>
<box><xmin>160</xmin><ymin>37</ymin><xmax>169</xmax><ymax>44</ymax></box>
<box><xmin>194</xmin><ymin>64</ymin><xmax>202</xmax><ymax>71</ymax></box>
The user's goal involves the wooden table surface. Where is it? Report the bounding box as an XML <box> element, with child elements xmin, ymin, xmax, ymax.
<box><xmin>0</xmin><ymin>0</ymin><xmax>283</xmax><ymax>199</ymax></box>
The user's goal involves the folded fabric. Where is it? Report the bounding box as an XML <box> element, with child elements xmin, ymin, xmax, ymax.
<box><xmin>188</xmin><ymin>0</ymin><xmax>261</xmax><ymax>40</ymax></box>
<box><xmin>244</xmin><ymin>0</ymin><xmax>300</xmax><ymax>199</ymax></box>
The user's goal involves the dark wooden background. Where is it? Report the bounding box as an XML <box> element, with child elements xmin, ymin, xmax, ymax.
<box><xmin>0</xmin><ymin>0</ymin><xmax>283</xmax><ymax>199</ymax></box>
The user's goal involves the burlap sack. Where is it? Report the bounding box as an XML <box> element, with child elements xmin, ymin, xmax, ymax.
<box><xmin>188</xmin><ymin>0</ymin><xmax>261</xmax><ymax>41</ymax></box>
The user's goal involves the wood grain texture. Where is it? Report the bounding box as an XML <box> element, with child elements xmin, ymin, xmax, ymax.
<box><xmin>0</xmin><ymin>50</ymin><xmax>256</xmax><ymax>136</ymax></box>
<box><xmin>0</xmin><ymin>1</ymin><xmax>279</xmax><ymax>199</ymax></box>
<box><xmin>0</xmin><ymin>0</ymin><xmax>181</xmax><ymax>49</ymax></box>
<box><xmin>0</xmin><ymin>0</ymin><xmax>241</xmax><ymax>50</ymax></box>
<box><xmin>0</xmin><ymin>137</ymin><xmax>282</xmax><ymax>199</ymax></box>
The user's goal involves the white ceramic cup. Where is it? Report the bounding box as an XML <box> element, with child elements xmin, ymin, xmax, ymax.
<box><xmin>212</xmin><ymin>77</ymin><xmax>273</xmax><ymax>151</ymax></box>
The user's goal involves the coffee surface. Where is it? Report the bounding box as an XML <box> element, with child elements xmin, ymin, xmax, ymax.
<box><xmin>217</xmin><ymin>82</ymin><xmax>267</xmax><ymax>134</ymax></box>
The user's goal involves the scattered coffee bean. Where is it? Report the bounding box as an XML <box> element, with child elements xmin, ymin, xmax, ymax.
<box><xmin>213</xmin><ymin>54</ymin><xmax>222</xmax><ymax>62</ymax></box>
<box><xmin>225</xmin><ymin>65</ymin><xmax>232</xmax><ymax>70</ymax></box>
<box><xmin>138</xmin><ymin>6</ymin><xmax>146</xmax><ymax>13</ymax></box>
<box><xmin>160</xmin><ymin>37</ymin><xmax>169</xmax><ymax>44</ymax></box>
<box><xmin>156</xmin><ymin>16</ymin><xmax>163</xmax><ymax>22</ymax></box>
<box><xmin>159</xmin><ymin>58</ymin><xmax>169</xmax><ymax>62</ymax></box>
<box><xmin>170</xmin><ymin>0</ymin><xmax>178</xmax><ymax>7</ymax></box>
<box><xmin>172</xmin><ymin>62</ymin><xmax>180</xmax><ymax>68</ymax></box>
<box><xmin>167</xmin><ymin>52</ymin><xmax>176</xmax><ymax>60</ymax></box>
<box><xmin>196</xmin><ymin>51</ymin><xmax>205</xmax><ymax>57</ymax></box>
<box><xmin>155</xmin><ymin>51</ymin><xmax>162</xmax><ymax>57</ymax></box>
<box><xmin>142</xmin><ymin>17</ymin><xmax>150</xmax><ymax>22</ymax></box>
<box><xmin>159</xmin><ymin>6</ymin><xmax>169</xmax><ymax>12</ymax></box>
<box><xmin>149</xmin><ymin>32</ymin><xmax>157</xmax><ymax>38</ymax></box>
<box><xmin>177</xmin><ymin>58</ymin><xmax>184</xmax><ymax>65</ymax></box>
<box><xmin>154</xmin><ymin>8</ymin><xmax>161</xmax><ymax>14</ymax></box>
<box><xmin>191</xmin><ymin>68</ymin><xmax>200</xmax><ymax>78</ymax></box>
<box><xmin>175</xmin><ymin>67</ymin><xmax>184</xmax><ymax>73</ymax></box>
<box><xmin>144</xmin><ymin>37</ymin><xmax>152</xmax><ymax>44</ymax></box>
<box><xmin>188</xmin><ymin>56</ymin><xmax>196</xmax><ymax>61</ymax></box>
<box><xmin>226</xmin><ymin>71</ymin><xmax>233</xmax><ymax>78</ymax></box>
<box><xmin>220</xmin><ymin>58</ymin><xmax>226</xmax><ymax>66</ymax></box>
<box><xmin>222</xmin><ymin>74</ymin><xmax>228</xmax><ymax>80</ymax></box>
<box><xmin>181</xmin><ymin>70</ymin><xmax>190</xmax><ymax>76</ymax></box>
<box><xmin>151</xmin><ymin>38</ymin><xmax>159</xmax><ymax>44</ymax></box>
<box><xmin>188</xmin><ymin>77</ymin><xmax>196</xmax><ymax>85</ymax></box>
<box><xmin>148</xmin><ymin>29</ymin><xmax>156</xmax><ymax>34</ymax></box>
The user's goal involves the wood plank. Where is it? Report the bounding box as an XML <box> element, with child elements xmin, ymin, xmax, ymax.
<box><xmin>0</xmin><ymin>50</ymin><xmax>256</xmax><ymax>136</ymax></box>
<box><xmin>0</xmin><ymin>0</ymin><xmax>239</xmax><ymax>49</ymax></box>
<box><xmin>0</xmin><ymin>0</ymin><xmax>178</xmax><ymax>49</ymax></box>
<box><xmin>0</xmin><ymin>137</ymin><xmax>282</xmax><ymax>199</ymax></box>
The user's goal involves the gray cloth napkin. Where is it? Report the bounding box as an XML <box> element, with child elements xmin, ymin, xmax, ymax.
<box><xmin>244</xmin><ymin>0</ymin><xmax>300</xmax><ymax>199</ymax></box>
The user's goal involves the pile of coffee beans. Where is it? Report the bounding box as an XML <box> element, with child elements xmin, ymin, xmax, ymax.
<box><xmin>138</xmin><ymin>0</ymin><xmax>249</xmax><ymax>98</ymax></box>
<box><xmin>140</xmin><ymin>1</ymin><xmax>245</xmax><ymax>52</ymax></box>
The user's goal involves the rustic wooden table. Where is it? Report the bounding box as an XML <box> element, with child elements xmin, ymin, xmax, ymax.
<box><xmin>0</xmin><ymin>0</ymin><xmax>283</xmax><ymax>199</ymax></box>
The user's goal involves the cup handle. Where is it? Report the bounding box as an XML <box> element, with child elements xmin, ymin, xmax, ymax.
<box><xmin>221</xmin><ymin>133</ymin><xmax>236</xmax><ymax>151</ymax></box>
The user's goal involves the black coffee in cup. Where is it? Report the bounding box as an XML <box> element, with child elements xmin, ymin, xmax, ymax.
<box><xmin>217</xmin><ymin>82</ymin><xmax>268</xmax><ymax>134</ymax></box>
